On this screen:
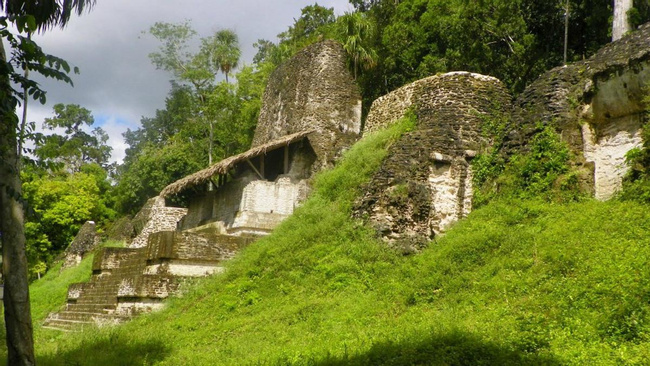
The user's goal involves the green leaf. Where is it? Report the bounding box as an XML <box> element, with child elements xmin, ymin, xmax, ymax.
<box><xmin>26</xmin><ymin>15</ymin><xmax>36</xmax><ymax>33</ymax></box>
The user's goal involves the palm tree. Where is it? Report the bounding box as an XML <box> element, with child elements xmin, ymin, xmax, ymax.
<box><xmin>203</xmin><ymin>29</ymin><xmax>241</xmax><ymax>83</ymax></box>
<box><xmin>1</xmin><ymin>0</ymin><xmax>95</xmax><ymax>31</ymax></box>
<box><xmin>336</xmin><ymin>12</ymin><xmax>378</xmax><ymax>80</ymax></box>
<box><xmin>0</xmin><ymin>2</ymin><xmax>95</xmax><ymax>365</ymax></box>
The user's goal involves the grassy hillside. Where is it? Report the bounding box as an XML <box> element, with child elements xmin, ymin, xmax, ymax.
<box><xmin>11</xmin><ymin>120</ymin><xmax>650</xmax><ymax>365</ymax></box>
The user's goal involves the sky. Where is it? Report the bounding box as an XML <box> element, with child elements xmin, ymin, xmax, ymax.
<box><xmin>24</xmin><ymin>0</ymin><xmax>353</xmax><ymax>164</ymax></box>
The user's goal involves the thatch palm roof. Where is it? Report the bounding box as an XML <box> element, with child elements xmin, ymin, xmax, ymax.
<box><xmin>160</xmin><ymin>130</ymin><xmax>314</xmax><ymax>198</ymax></box>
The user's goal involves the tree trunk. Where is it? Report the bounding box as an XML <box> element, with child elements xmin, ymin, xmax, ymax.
<box><xmin>0</xmin><ymin>39</ymin><xmax>36</xmax><ymax>366</ymax></box>
<box><xmin>563</xmin><ymin>0</ymin><xmax>569</xmax><ymax>65</ymax></box>
<box><xmin>613</xmin><ymin>0</ymin><xmax>633</xmax><ymax>41</ymax></box>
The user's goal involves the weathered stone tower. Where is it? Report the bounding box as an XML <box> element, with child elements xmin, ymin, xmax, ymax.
<box><xmin>356</xmin><ymin>72</ymin><xmax>512</xmax><ymax>252</ymax></box>
<box><xmin>253</xmin><ymin>39</ymin><xmax>362</xmax><ymax>171</ymax></box>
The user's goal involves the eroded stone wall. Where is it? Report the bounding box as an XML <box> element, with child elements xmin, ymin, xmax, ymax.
<box><xmin>511</xmin><ymin>23</ymin><xmax>650</xmax><ymax>200</ymax></box>
<box><xmin>180</xmin><ymin>174</ymin><xmax>309</xmax><ymax>235</ymax></box>
<box><xmin>356</xmin><ymin>72</ymin><xmax>512</xmax><ymax>252</ymax></box>
<box><xmin>63</xmin><ymin>221</ymin><xmax>99</xmax><ymax>268</ymax></box>
<box><xmin>252</xmin><ymin>40</ymin><xmax>362</xmax><ymax>170</ymax></box>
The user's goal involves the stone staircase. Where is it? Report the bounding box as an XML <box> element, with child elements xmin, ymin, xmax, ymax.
<box><xmin>43</xmin><ymin>230</ymin><xmax>259</xmax><ymax>331</ymax></box>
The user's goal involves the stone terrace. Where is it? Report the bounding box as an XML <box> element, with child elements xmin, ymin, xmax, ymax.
<box><xmin>43</xmin><ymin>220</ymin><xmax>258</xmax><ymax>331</ymax></box>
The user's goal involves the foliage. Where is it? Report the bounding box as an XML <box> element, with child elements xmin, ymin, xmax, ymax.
<box><xmin>29</xmin><ymin>254</ymin><xmax>94</xmax><ymax>325</ymax></box>
<box><xmin>34</xmin><ymin>103</ymin><xmax>112</xmax><ymax>173</ymax></box>
<box><xmin>18</xmin><ymin>103</ymin><xmax>113</xmax><ymax>279</ymax></box>
<box><xmin>19</xmin><ymin>119</ymin><xmax>650</xmax><ymax>366</ymax></box>
<box><xmin>629</xmin><ymin>0</ymin><xmax>650</xmax><ymax>29</ymax></box>
<box><xmin>473</xmin><ymin>124</ymin><xmax>584</xmax><ymax>206</ymax></box>
<box><xmin>21</xmin><ymin>165</ymin><xmax>114</xmax><ymax>279</ymax></box>
<box><xmin>252</xmin><ymin>3</ymin><xmax>338</xmax><ymax>72</ymax></box>
<box><xmin>113</xmin><ymin>22</ymin><xmax>264</xmax><ymax>214</ymax></box>
<box><xmin>333</xmin><ymin>12</ymin><xmax>378</xmax><ymax>80</ymax></box>
<box><xmin>113</xmin><ymin>64</ymin><xmax>264</xmax><ymax>214</ymax></box>
<box><xmin>113</xmin><ymin>140</ymin><xmax>204</xmax><ymax>214</ymax></box>
<box><xmin>201</xmin><ymin>29</ymin><xmax>240</xmax><ymax>83</ymax></box>
<box><xmin>0</xmin><ymin>3</ymin><xmax>96</xmax><ymax>365</ymax></box>
<box><xmin>350</xmin><ymin>0</ymin><xmax>644</xmax><ymax>112</ymax></box>
<box><xmin>278</xmin><ymin>3</ymin><xmax>336</xmax><ymax>49</ymax></box>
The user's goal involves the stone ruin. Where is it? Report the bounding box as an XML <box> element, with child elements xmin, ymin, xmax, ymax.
<box><xmin>356</xmin><ymin>72</ymin><xmax>512</xmax><ymax>252</ymax></box>
<box><xmin>253</xmin><ymin>39</ymin><xmax>362</xmax><ymax>171</ymax></box>
<box><xmin>62</xmin><ymin>221</ymin><xmax>101</xmax><ymax>269</ymax></box>
<box><xmin>45</xmin><ymin>23</ymin><xmax>650</xmax><ymax>330</ymax></box>
<box><xmin>510</xmin><ymin>22</ymin><xmax>650</xmax><ymax>200</ymax></box>
<box><xmin>355</xmin><ymin>23</ymin><xmax>650</xmax><ymax>250</ymax></box>
<box><xmin>43</xmin><ymin>40</ymin><xmax>362</xmax><ymax>331</ymax></box>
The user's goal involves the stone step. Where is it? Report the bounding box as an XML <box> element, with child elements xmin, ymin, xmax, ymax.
<box><xmin>53</xmin><ymin>310</ymin><xmax>131</xmax><ymax>323</ymax></box>
<box><xmin>49</xmin><ymin>222</ymin><xmax>265</xmax><ymax>331</ymax></box>
<box><xmin>66</xmin><ymin>303</ymin><xmax>117</xmax><ymax>313</ymax></box>
<box><xmin>225</xmin><ymin>226</ymin><xmax>271</xmax><ymax>237</ymax></box>
<box><xmin>42</xmin><ymin>318</ymin><xmax>94</xmax><ymax>332</ymax></box>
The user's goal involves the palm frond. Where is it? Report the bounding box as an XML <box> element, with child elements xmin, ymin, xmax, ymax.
<box><xmin>1</xmin><ymin>0</ymin><xmax>96</xmax><ymax>32</ymax></box>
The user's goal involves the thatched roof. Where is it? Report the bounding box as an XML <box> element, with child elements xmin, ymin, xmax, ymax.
<box><xmin>160</xmin><ymin>130</ymin><xmax>313</xmax><ymax>198</ymax></box>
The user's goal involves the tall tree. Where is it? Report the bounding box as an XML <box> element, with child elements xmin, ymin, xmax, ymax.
<box><xmin>203</xmin><ymin>29</ymin><xmax>241</xmax><ymax>83</ymax></box>
<box><xmin>335</xmin><ymin>12</ymin><xmax>378</xmax><ymax>80</ymax></box>
<box><xmin>148</xmin><ymin>22</ymin><xmax>242</xmax><ymax>166</ymax></box>
<box><xmin>35</xmin><ymin>103</ymin><xmax>112</xmax><ymax>173</ymax></box>
<box><xmin>278</xmin><ymin>3</ymin><xmax>336</xmax><ymax>49</ymax></box>
<box><xmin>0</xmin><ymin>1</ymin><xmax>95</xmax><ymax>364</ymax></box>
<box><xmin>613</xmin><ymin>0</ymin><xmax>633</xmax><ymax>40</ymax></box>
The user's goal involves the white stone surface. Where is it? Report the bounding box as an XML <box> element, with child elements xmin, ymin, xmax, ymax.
<box><xmin>613</xmin><ymin>0</ymin><xmax>633</xmax><ymax>41</ymax></box>
<box><xmin>427</xmin><ymin>161</ymin><xmax>473</xmax><ymax>234</ymax></box>
<box><xmin>115</xmin><ymin>299</ymin><xmax>165</xmax><ymax>316</ymax></box>
<box><xmin>582</xmin><ymin>116</ymin><xmax>643</xmax><ymax>200</ymax></box>
<box><xmin>240</xmin><ymin>177</ymin><xmax>308</xmax><ymax>215</ymax></box>
<box><xmin>130</xmin><ymin>196</ymin><xmax>188</xmax><ymax>248</ymax></box>
<box><xmin>144</xmin><ymin>261</ymin><xmax>224</xmax><ymax>277</ymax></box>
<box><xmin>228</xmin><ymin>177</ymin><xmax>309</xmax><ymax>231</ymax></box>
<box><xmin>429</xmin><ymin>163</ymin><xmax>459</xmax><ymax>233</ymax></box>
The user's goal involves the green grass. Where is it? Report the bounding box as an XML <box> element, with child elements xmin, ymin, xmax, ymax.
<box><xmin>30</xmin><ymin>255</ymin><xmax>95</xmax><ymax>325</ymax></box>
<box><xmin>8</xmin><ymin>119</ymin><xmax>650</xmax><ymax>365</ymax></box>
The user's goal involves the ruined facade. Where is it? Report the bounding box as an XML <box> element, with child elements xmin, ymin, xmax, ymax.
<box><xmin>45</xmin><ymin>24</ymin><xmax>650</xmax><ymax>330</ymax></box>
<box><xmin>357</xmin><ymin>72</ymin><xmax>512</xmax><ymax>251</ymax></box>
<box><xmin>130</xmin><ymin>196</ymin><xmax>188</xmax><ymax>248</ymax></box>
<box><xmin>355</xmin><ymin>23</ymin><xmax>650</xmax><ymax>250</ymax></box>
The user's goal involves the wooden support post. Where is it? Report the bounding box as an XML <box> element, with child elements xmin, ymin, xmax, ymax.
<box><xmin>260</xmin><ymin>155</ymin><xmax>265</xmax><ymax>178</ymax></box>
<box><xmin>284</xmin><ymin>145</ymin><xmax>289</xmax><ymax>174</ymax></box>
<box><xmin>246</xmin><ymin>159</ymin><xmax>264</xmax><ymax>179</ymax></box>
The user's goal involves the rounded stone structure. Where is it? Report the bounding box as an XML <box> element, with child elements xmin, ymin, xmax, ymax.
<box><xmin>356</xmin><ymin>72</ymin><xmax>512</xmax><ymax>252</ymax></box>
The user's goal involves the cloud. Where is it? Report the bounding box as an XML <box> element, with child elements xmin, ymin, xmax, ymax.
<box><xmin>20</xmin><ymin>0</ymin><xmax>351</xmax><ymax>164</ymax></box>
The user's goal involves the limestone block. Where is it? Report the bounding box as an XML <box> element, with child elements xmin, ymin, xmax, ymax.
<box><xmin>63</xmin><ymin>221</ymin><xmax>99</xmax><ymax>268</ymax></box>
<box><xmin>129</xmin><ymin>196</ymin><xmax>187</xmax><ymax>248</ymax></box>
